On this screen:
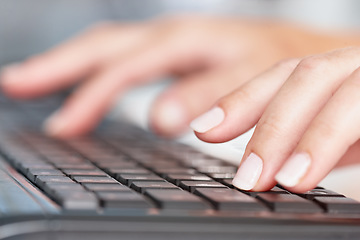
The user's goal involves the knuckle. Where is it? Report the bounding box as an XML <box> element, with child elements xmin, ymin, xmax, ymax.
<box><xmin>229</xmin><ymin>87</ymin><xmax>257</xmax><ymax>105</ymax></box>
<box><xmin>273</xmin><ymin>58</ymin><xmax>300</xmax><ymax>71</ymax></box>
<box><xmin>257</xmin><ymin>116</ymin><xmax>286</xmax><ymax>140</ymax></box>
<box><xmin>296</xmin><ymin>56</ymin><xmax>331</xmax><ymax>74</ymax></box>
<box><xmin>309</xmin><ymin>118</ymin><xmax>337</xmax><ymax>140</ymax></box>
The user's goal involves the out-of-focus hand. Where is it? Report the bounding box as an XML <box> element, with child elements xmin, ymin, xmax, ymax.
<box><xmin>191</xmin><ymin>47</ymin><xmax>360</xmax><ymax>193</ymax></box>
<box><xmin>0</xmin><ymin>16</ymin><xmax>355</xmax><ymax>138</ymax></box>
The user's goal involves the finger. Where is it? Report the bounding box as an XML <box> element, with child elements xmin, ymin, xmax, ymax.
<box><xmin>275</xmin><ymin>66</ymin><xmax>360</xmax><ymax>192</ymax></box>
<box><xmin>0</xmin><ymin>22</ymin><xmax>148</xmax><ymax>98</ymax></box>
<box><xmin>149</xmin><ymin>60</ymin><xmax>262</xmax><ymax>137</ymax></box>
<box><xmin>190</xmin><ymin>59</ymin><xmax>299</xmax><ymax>143</ymax></box>
<box><xmin>42</xmin><ymin>37</ymin><xmax>195</xmax><ymax>138</ymax></box>
<box><xmin>232</xmin><ymin>47</ymin><xmax>360</xmax><ymax>191</ymax></box>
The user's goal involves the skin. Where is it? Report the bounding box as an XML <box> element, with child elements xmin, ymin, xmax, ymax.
<box><xmin>195</xmin><ymin>47</ymin><xmax>360</xmax><ymax>193</ymax></box>
<box><xmin>0</xmin><ymin>16</ymin><xmax>355</xmax><ymax>138</ymax></box>
<box><xmin>1</xmin><ymin>16</ymin><xmax>360</xmax><ymax>192</ymax></box>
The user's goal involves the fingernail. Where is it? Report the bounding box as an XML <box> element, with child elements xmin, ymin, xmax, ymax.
<box><xmin>0</xmin><ymin>63</ymin><xmax>22</xmax><ymax>85</ymax></box>
<box><xmin>275</xmin><ymin>152</ymin><xmax>311</xmax><ymax>187</ymax></box>
<box><xmin>190</xmin><ymin>107</ymin><xmax>225</xmax><ymax>133</ymax></box>
<box><xmin>232</xmin><ymin>153</ymin><xmax>263</xmax><ymax>190</ymax></box>
<box><xmin>42</xmin><ymin>110</ymin><xmax>68</xmax><ymax>137</ymax></box>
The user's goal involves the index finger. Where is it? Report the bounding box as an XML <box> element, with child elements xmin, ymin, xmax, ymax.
<box><xmin>0</xmin><ymin>22</ymin><xmax>148</xmax><ymax>98</ymax></box>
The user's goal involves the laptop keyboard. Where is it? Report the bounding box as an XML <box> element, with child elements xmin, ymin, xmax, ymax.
<box><xmin>0</xmin><ymin>93</ymin><xmax>360</xmax><ymax>217</ymax></box>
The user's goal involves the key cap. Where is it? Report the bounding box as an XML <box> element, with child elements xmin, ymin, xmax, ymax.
<box><xmin>84</xmin><ymin>183</ymin><xmax>131</xmax><ymax>192</ymax></box>
<box><xmin>166</xmin><ymin>174</ymin><xmax>212</xmax><ymax>184</ymax></box>
<box><xmin>208</xmin><ymin>173</ymin><xmax>236</xmax><ymax>179</ymax></box>
<box><xmin>314</xmin><ymin>196</ymin><xmax>360</xmax><ymax>213</ymax></box>
<box><xmin>54</xmin><ymin>191</ymin><xmax>98</xmax><ymax>211</ymax></box>
<box><xmin>152</xmin><ymin>167</ymin><xmax>196</xmax><ymax>176</ymax></box>
<box><xmin>56</xmin><ymin>163</ymin><xmax>96</xmax><ymax>170</ymax></box>
<box><xmin>97</xmin><ymin>161</ymin><xmax>138</xmax><ymax>169</ymax></box>
<box><xmin>300</xmin><ymin>189</ymin><xmax>344</xmax><ymax>200</ymax></box>
<box><xmin>116</xmin><ymin>174</ymin><xmax>163</xmax><ymax>185</ymax></box>
<box><xmin>108</xmin><ymin>168</ymin><xmax>151</xmax><ymax>175</ymax></box>
<box><xmin>27</xmin><ymin>169</ymin><xmax>64</xmax><ymax>182</ymax></box>
<box><xmin>73</xmin><ymin>176</ymin><xmax>117</xmax><ymax>184</ymax></box>
<box><xmin>249</xmin><ymin>186</ymin><xmax>288</xmax><ymax>196</ymax></box>
<box><xmin>195</xmin><ymin>188</ymin><xmax>266</xmax><ymax>211</ymax></box>
<box><xmin>256</xmin><ymin>193</ymin><xmax>323</xmax><ymax>213</ymax></box>
<box><xmin>197</xmin><ymin>166</ymin><xmax>237</xmax><ymax>174</ymax></box>
<box><xmin>43</xmin><ymin>182</ymin><xmax>85</xmax><ymax>195</ymax></box>
<box><xmin>145</xmin><ymin>189</ymin><xmax>210</xmax><ymax>210</ymax></box>
<box><xmin>63</xmin><ymin>169</ymin><xmax>108</xmax><ymax>177</ymax></box>
<box><xmin>180</xmin><ymin>181</ymin><xmax>227</xmax><ymax>192</ymax></box>
<box><xmin>36</xmin><ymin>176</ymin><xmax>74</xmax><ymax>189</ymax></box>
<box><xmin>131</xmin><ymin>181</ymin><xmax>178</xmax><ymax>193</ymax></box>
<box><xmin>97</xmin><ymin>191</ymin><xmax>151</xmax><ymax>208</ymax></box>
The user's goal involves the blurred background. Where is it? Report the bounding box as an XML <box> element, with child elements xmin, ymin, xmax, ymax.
<box><xmin>1</xmin><ymin>0</ymin><xmax>360</xmax><ymax>65</ymax></box>
<box><xmin>1</xmin><ymin>0</ymin><xmax>360</xmax><ymax>199</ymax></box>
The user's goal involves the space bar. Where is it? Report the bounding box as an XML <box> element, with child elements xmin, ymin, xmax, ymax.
<box><xmin>0</xmin><ymin>156</ymin><xmax>55</xmax><ymax>215</ymax></box>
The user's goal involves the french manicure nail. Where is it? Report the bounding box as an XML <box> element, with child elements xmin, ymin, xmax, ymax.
<box><xmin>275</xmin><ymin>153</ymin><xmax>311</xmax><ymax>187</ymax></box>
<box><xmin>232</xmin><ymin>153</ymin><xmax>263</xmax><ymax>190</ymax></box>
<box><xmin>42</xmin><ymin>110</ymin><xmax>67</xmax><ymax>137</ymax></box>
<box><xmin>190</xmin><ymin>107</ymin><xmax>225</xmax><ymax>133</ymax></box>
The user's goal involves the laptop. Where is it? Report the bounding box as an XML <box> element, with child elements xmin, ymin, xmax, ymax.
<box><xmin>0</xmin><ymin>91</ymin><xmax>359</xmax><ymax>240</ymax></box>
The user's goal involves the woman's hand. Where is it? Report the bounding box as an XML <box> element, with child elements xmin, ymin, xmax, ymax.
<box><xmin>191</xmin><ymin>47</ymin><xmax>360</xmax><ymax>193</ymax></box>
<box><xmin>0</xmin><ymin>16</ymin><xmax>356</xmax><ymax>138</ymax></box>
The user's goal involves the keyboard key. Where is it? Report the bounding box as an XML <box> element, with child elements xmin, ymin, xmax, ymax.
<box><xmin>208</xmin><ymin>173</ymin><xmax>236</xmax><ymax>179</ymax></box>
<box><xmin>250</xmin><ymin>186</ymin><xmax>288</xmax><ymax>196</ymax></box>
<box><xmin>108</xmin><ymin>168</ymin><xmax>151</xmax><ymax>175</ymax></box>
<box><xmin>145</xmin><ymin>189</ymin><xmax>210</xmax><ymax>210</ymax></box>
<box><xmin>197</xmin><ymin>166</ymin><xmax>237</xmax><ymax>174</ymax></box>
<box><xmin>73</xmin><ymin>176</ymin><xmax>117</xmax><ymax>184</ymax></box>
<box><xmin>97</xmin><ymin>161</ymin><xmax>138</xmax><ymax>169</ymax></box>
<box><xmin>256</xmin><ymin>193</ymin><xmax>323</xmax><ymax>213</ymax></box>
<box><xmin>56</xmin><ymin>163</ymin><xmax>96</xmax><ymax>170</ymax></box>
<box><xmin>43</xmin><ymin>182</ymin><xmax>85</xmax><ymax>195</ymax></box>
<box><xmin>36</xmin><ymin>176</ymin><xmax>74</xmax><ymax>188</ymax></box>
<box><xmin>27</xmin><ymin>169</ymin><xmax>64</xmax><ymax>182</ymax></box>
<box><xmin>314</xmin><ymin>196</ymin><xmax>360</xmax><ymax>213</ymax></box>
<box><xmin>97</xmin><ymin>191</ymin><xmax>151</xmax><ymax>208</ymax></box>
<box><xmin>300</xmin><ymin>189</ymin><xmax>344</xmax><ymax>200</ymax></box>
<box><xmin>131</xmin><ymin>181</ymin><xmax>178</xmax><ymax>193</ymax></box>
<box><xmin>195</xmin><ymin>188</ymin><xmax>266</xmax><ymax>211</ymax></box>
<box><xmin>180</xmin><ymin>181</ymin><xmax>227</xmax><ymax>192</ymax></box>
<box><xmin>84</xmin><ymin>183</ymin><xmax>130</xmax><ymax>192</ymax></box>
<box><xmin>152</xmin><ymin>167</ymin><xmax>196</xmax><ymax>176</ymax></box>
<box><xmin>63</xmin><ymin>169</ymin><xmax>108</xmax><ymax>177</ymax></box>
<box><xmin>54</xmin><ymin>191</ymin><xmax>98</xmax><ymax>210</ymax></box>
<box><xmin>116</xmin><ymin>174</ymin><xmax>163</xmax><ymax>185</ymax></box>
<box><xmin>166</xmin><ymin>174</ymin><xmax>212</xmax><ymax>184</ymax></box>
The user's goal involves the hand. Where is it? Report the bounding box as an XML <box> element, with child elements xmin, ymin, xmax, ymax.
<box><xmin>191</xmin><ymin>47</ymin><xmax>360</xmax><ymax>193</ymax></box>
<box><xmin>0</xmin><ymin>16</ymin><xmax>355</xmax><ymax>138</ymax></box>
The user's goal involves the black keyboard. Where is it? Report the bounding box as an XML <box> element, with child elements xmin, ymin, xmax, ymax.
<box><xmin>1</xmin><ymin>127</ymin><xmax>358</xmax><ymax>215</ymax></box>
<box><xmin>1</xmin><ymin>92</ymin><xmax>360</xmax><ymax>239</ymax></box>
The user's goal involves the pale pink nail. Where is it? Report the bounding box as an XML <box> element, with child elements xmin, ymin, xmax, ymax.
<box><xmin>232</xmin><ymin>153</ymin><xmax>263</xmax><ymax>190</ymax></box>
<box><xmin>190</xmin><ymin>107</ymin><xmax>225</xmax><ymax>133</ymax></box>
<box><xmin>275</xmin><ymin>153</ymin><xmax>311</xmax><ymax>187</ymax></box>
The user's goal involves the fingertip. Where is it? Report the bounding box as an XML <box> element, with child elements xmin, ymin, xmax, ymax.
<box><xmin>149</xmin><ymin>95</ymin><xmax>190</xmax><ymax>138</ymax></box>
<box><xmin>190</xmin><ymin>107</ymin><xmax>225</xmax><ymax>133</ymax></box>
<box><xmin>0</xmin><ymin>63</ymin><xmax>24</xmax><ymax>95</ymax></box>
<box><xmin>42</xmin><ymin>110</ymin><xmax>73</xmax><ymax>139</ymax></box>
